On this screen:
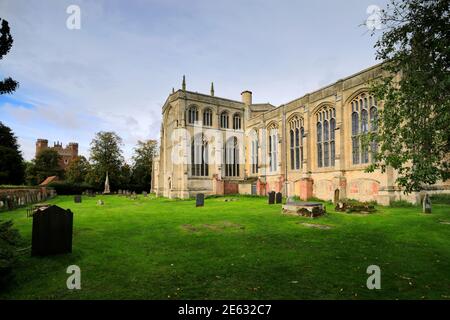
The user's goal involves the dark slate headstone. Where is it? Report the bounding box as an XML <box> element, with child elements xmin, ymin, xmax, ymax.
<box><xmin>74</xmin><ymin>195</ymin><xmax>82</xmax><ymax>203</ymax></box>
<box><xmin>143</xmin><ymin>191</ymin><xmax>148</xmax><ymax>197</ymax></box>
<box><xmin>31</xmin><ymin>205</ymin><xmax>73</xmax><ymax>256</ymax></box>
<box><xmin>276</xmin><ymin>192</ymin><xmax>282</xmax><ymax>204</ymax></box>
<box><xmin>268</xmin><ymin>191</ymin><xmax>275</xmax><ymax>204</ymax></box>
<box><xmin>196</xmin><ymin>193</ymin><xmax>204</xmax><ymax>207</ymax></box>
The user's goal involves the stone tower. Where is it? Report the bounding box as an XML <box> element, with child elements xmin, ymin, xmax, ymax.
<box><xmin>35</xmin><ymin>138</ymin><xmax>79</xmax><ymax>170</ymax></box>
<box><xmin>35</xmin><ymin>139</ymin><xmax>49</xmax><ymax>156</ymax></box>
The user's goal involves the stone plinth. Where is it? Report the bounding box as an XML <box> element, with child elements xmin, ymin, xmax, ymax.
<box><xmin>282</xmin><ymin>201</ymin><xmax>326</xmax><ymax>218</ymax></box>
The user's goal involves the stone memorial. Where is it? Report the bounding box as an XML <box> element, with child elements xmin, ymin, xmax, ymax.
<box><xmin>282</xmin><ymin>202</ymin><xmax>326</xmax><ymax>218</ymax></box>
<box><xmin>97</xmin><ymin>200</ymin><xmax>104</xmax><ymax>205</ymax></box>
<box><xmin>31</xmin><ymin>205</ymin><xmax>73</xmax><ymax>256</ymax></box>
<box><xmin>423</xmin><ymin>194</ymin><xmax>432</xmax><ymax>214</ymax></box>
<box><xmin>334</xmin><ymin>189</ymin><xmax>340</xmax><ymax>205</ymax></box>
<box><xmin>196</xmin><ymin>193</ymin><xmax>204</xmax><ymax>207</ymax></box>
<box><xmin>276</xmin><ymin>192</ymin><xmax>282</xmax><ymax>204</ymax></box>
<box><xmin>268</xmin><ymin>191</ymin><xmax>275</xmax><ymax>204</ymax></box>
<box><xmin>74</xmin><ymin>195</ymin><xmax>82</xmax><ymax>203</ymax></box>
<box><xmin>103</xmin><ymin>172</ymin><xmax>111</xmax><ymax>194</ymax></box>
<box><xmin>143</xmin><ymin>191</ymin><xmax>148</xmax><ymax>197</ymax></box>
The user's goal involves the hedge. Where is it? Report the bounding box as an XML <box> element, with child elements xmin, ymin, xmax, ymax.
<box><xmin>47</xmin><ymin>181</ymin><xmax>95</xmax><ymax>195</ymax></box>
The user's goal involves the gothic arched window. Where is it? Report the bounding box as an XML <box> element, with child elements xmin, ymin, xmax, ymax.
<box><xmin>225</xmin><ymin>136</ymin><xmax>239</xmax><ymax>177</ymax></box>
<box><xmin>233</xmin><ymin>113</ymin><xmax>241</xmax><ymax>130</ymax></box>
<box><xmin>250</xmin><ymin>130</ymin><xmax>259</xmax><ymax>174</ymax></box>
<box><xmin>350</xmin><ymin>93</ymin><xmax>378</xmax><ymax>165</ymax></box>
<box><xmin>289</xmin><ymin>115</ymin><xmax>304</xmax><ymax>170</ymax></box>
<box><xmin>187</xmin><ymin>106</ymin><xmax>198</xmax><ymax>124</ymax></box>
<box><xmin>268</xmin><ymin>125</ymin><xmax>278</xmax><ymax>172</ymax></box>
<box><xmin>316</xmin><ymin>106</ymin><xmax>335</xmax><ymax>168</ymax></box>
<box><xmin>220</xmin><ymin>111</ymin><xmax>229</xmax><ymax>129</ymax></box>
<box><xmin>191</xmin><ymin>134</ymin><xmax>208</xmax><ymax>176</ymax></box>
<box><xmin>203</xmin><ymin>108</ymin><xmax>212</xmax><ymax>126</ymax></box>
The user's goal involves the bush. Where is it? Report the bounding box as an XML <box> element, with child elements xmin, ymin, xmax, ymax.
<box><xmin>48</xmin><ymin>181</ymin><xmax>94</xmax><ymax>195</ymax></box>
<box><xmin>430</xmin><ymin>194</ymin><xmax>450</xmax><ymax>205</ymax></box>
<box><xmin>335</xmin><ymin>199</ymin><xmax>376</xmax><ymax>214</ymax></box>
<box><xmin>390</xmin><ymin>200</ymin><xmax>416</xmax><ymax>208</ymax></box>
<box><xmin>0</xmin><ymin>220</ymin><xmax>21</xmax><ymax>288</ymax></box>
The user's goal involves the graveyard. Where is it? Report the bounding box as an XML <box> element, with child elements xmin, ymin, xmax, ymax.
<box><xmin>1</xmin><ymin>194</ymin><xmax>450</xmax><ymax>300</ymax></box>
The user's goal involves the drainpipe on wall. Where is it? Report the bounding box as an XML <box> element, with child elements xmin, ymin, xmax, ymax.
<box><xmin>283</xmin><ymin>105</ymin><xmax>289</xmax><ymax>198</ymax></box>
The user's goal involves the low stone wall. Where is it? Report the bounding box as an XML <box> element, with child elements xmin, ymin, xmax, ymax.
<box><xmin>0</xmin><ymin>188</ymin><xmax>56</xmax><ymax>212</ymax></box>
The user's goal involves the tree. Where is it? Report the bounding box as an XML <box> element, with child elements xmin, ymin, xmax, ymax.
<box><xmin>0</xmin><ymin>220</ymin><xmax>21</xmax><ymax>288</ymax></box>
<box><xmin>131</xmin><ymin>140</ymin><xmax>158</xmax><ymax>192</ymax></box>
<box><xmin>119</xmin><ymin>163</ymin><xmax>132</xmax><ymax>190</ymax></box>
<box><xmin>65</xmin><ymin>156</ymin><xmax>90</xmax><ymax>184</ymax></box>
<box><xmin>367</xmin><ymin>0</ymin><xmax>450</xmax><ymax>192</ymax></box>
<box><xmin>87</xmin><ymin>131</ymin><xmax>124</xmax><ymax>189</ymax></box>
<box><xmin>24</xmin><ymin>161</ymin><xmax>37</xmax><ymax>185</ymax></box>
<box><xmin>0</xmin><ymin>122</ymin><xmax>25</xmax><ymax>185</ymax></box>
<box><xmin>0</xmin><ymin>18</ymin><xmax>18</xmax><ymax>95</ymax></box>
<box><xmin>27</xmin><ymin>149</ymin><xmax>64</xmax><ymax>184</ymax></box>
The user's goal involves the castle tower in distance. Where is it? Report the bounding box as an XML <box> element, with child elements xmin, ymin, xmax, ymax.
<box><xmin>35</xmin><ymin>139</ymin><xmax>79</xmax><ymax>170</ymax></box>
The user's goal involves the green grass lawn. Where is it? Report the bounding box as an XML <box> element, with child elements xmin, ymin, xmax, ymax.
<box><xmin>1</xmin><ymin>195</ymin><xmax>450</xmax><ymax>300</ymax></box>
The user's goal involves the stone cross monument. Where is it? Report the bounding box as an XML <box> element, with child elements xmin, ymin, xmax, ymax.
<box><xmin>104</xmin><ymin>172</ymin><xmax>111</xmax><ymax>194</ymax></box>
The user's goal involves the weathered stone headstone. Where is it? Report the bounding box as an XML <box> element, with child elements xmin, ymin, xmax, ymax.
<box><xmin>334</xmin><ymin>189</ymin><xmax>340</xmax><ymax>205</ymax></box>
<box><xmin>74</xmin><ymin>195</ymin><xmax>82</xmax><ymax>203</ymax></box>
<box><xmin>143</xmin><ymin>191</ymin><xmax>148</xmax><ymax>197</ymax></box>
<box><xmin>423</xmin><ymin>194</ymin><xmax>432</xmax><ymax>214</ymax></box>
<box><xmin>31</xmin><ymin>205</ymin><xmax>73</xmax><ymax>256</ymax></box>
<box><xmin>196</xmin><ymin>193</ymin><xmax>204</xmax><ymax>207</ymax></box>
<box><xmin>276</xmin><ymin>192</ymin><xmax>282</xmax><ymax>204</ymax></box>
<box><xmin>268</xmin><ymin>191</ymin><xmax>275</xmax><ymax>204</ymax></box>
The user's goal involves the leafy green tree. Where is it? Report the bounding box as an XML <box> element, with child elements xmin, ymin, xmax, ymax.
<box><xmin>119</xmin><ymin>163</ymin><xmax>132</xmax><ymax>190</ymax></box>
<box><xmin>24</xmin><ymin>161</ymin><xmax>37</xmax><ymax>185</ymax></box>
<box><xmin>65</xmin><ymin>156</ymin><xmax>90</xmax><ymax>184</ymax></box>
<box><xmin>0</xmin><ymin>122</ymin><xmax>25</xmax><ymax>185</ymax></box>
<box><xmin>0</xmin><ymin>18</ymin><xmax>18</xmax><ymax>95</ymax></box>
<box><xmin>87</xmin><ymin>131</ymin><xmax>124</xmax><ymax>189</ymax></box>
<box><xmin>368</xmin><ymin>0</ymin><xmax>450</xmax><ymax>192</ymax></box>
<box><xmin>28</xmin><ymin>149</ymin><xmax>64</xmax><ymax>184</ymax></box>
<box><xmin>0</xmin><ymin>220</ymin><xmax>21</xmax><ymax>288</ymax></box>
<box><xmin>131</xmin><ymin>140</ymin><xmax>158</xmax><ymax>192</ymax></box>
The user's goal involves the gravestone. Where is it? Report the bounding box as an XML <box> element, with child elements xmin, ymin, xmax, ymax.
<box><xmin>196</xmin><ymin>193</ymin><xmax>204</xmax><ymax>207</ymax></box>
<box><xmin>334</xmin><ymin>189</ymin><xmax>340</xmax><ymax>205</ymax></box>
<box><xmin>74</xmin><ymin>195</ymin><xmax>82</xmax><ymax>203</ymax></box>
<box><xmin>31</xmin><ymin>205</ymin><xmax>73</xmax><ymax>256</ymax></box>
<box><xmin>103</xmin><ymin>172</ymin><xmax>110</xmax><ymax>194</ymax></box>
<box><xmin>97</xmin><ymin>200</ymin><xmax>104</xmax><ymax>205</ymax></box>
<box><xmin>268</xmin><ymin>191</ymin><xmax>275</xmax><ymax>204</ymax></box>
<box><xmin>143</xmin><ymin>191</ymin><xmax>148</xmax><ymax>197</ymax></box>
<box><xmin>276</xmin><ymin>192</ymin><xmax>282</xmax><ymax>204</ymax></box>
<box><xmin>423</xmin><ymin>194</ymin><xmax>432</xmax><ymax>214</ymax></box>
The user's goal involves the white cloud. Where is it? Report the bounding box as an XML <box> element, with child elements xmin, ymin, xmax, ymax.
<box><xmin>0</xmin><ymin>0</ymin><xmax>386</xmax><ymax>161</ymax></box>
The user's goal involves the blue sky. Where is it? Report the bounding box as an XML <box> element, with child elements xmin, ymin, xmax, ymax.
<box><xmin>0</xmin><ymin>0</ymin><xmax>388</xmax><ymax>161</ymax></box>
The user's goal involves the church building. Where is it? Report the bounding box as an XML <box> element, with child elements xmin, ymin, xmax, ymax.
<box><xmin>152</xmin><ymin>64</ymin><xmax>449</xmax><ymax>205</ymax></box>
